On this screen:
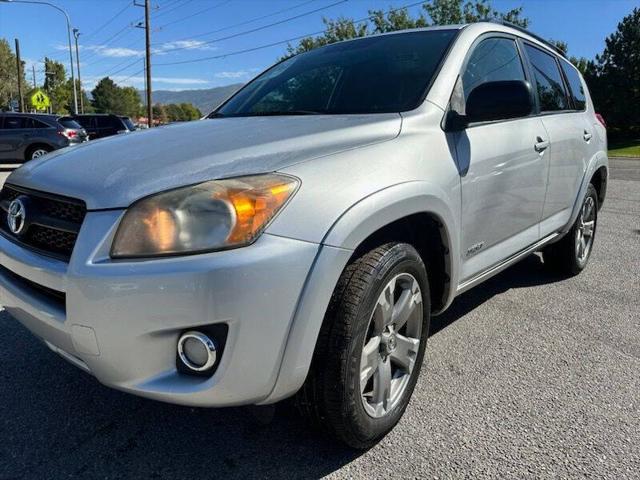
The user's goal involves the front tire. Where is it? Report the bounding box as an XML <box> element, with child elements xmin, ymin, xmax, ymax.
<box><xmin>297</xmin><ymin>243</ymin><xmax>430</xmax><ymax>449</ymax></box>
<box><xmin>543</xmin><ymin>183</ymin><xmax>598</xmax><ymax>275</ymax></box>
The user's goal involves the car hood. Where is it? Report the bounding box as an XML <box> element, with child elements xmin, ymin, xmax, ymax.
<box><xmin>8</xmin><ymin>114</ymin><xmax>401</xmax><ymax>210</ymax></box>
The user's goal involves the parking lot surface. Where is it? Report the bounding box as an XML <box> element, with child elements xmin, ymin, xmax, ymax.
<box><xmin>1</xmin><ymin>163</ymin><xmax>639</xmax><ymax>479</ymax></box>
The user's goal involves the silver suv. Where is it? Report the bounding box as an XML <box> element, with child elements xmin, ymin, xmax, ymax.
<box><xmin>0</xmin><ymin>22</ymin><xmax>607</xmax><ymax>448</ymax></box>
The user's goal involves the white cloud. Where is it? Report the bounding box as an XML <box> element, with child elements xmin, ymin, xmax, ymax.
<box><xmin>83</xmin><ymin>75</ymin><xmax>210</xmax><ymax>89</ymax></box>
<box><xmin>53</xmin><ymin>39</ymin><xmax>216</xmax><ymax>58</ymax></box>
<box><xmin>155</xmin><ymin>40</ymin><xmax>217</xmax><ymax>53</ymax></box>
<box><xmin>214</xmin><ymin>70</ymin><xmax>251</xmax><ymax>79</ymax></box>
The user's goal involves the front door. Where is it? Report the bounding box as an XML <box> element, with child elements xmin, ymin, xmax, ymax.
<box><xmin>453</xmin><ymin>36</ymin><xmax>549</xmax><ymax>282</ymax></box>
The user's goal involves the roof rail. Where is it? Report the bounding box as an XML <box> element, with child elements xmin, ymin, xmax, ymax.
<box><xmin>482</xmin><ymin>19</ymin><xmax>567</xmax><ymax>58</ymax></box>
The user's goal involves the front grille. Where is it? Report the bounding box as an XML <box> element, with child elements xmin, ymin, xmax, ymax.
<box><xmin>0</xmin><ymin>185</ymin><xmax>86</xmax><ymax>261</ymax></box>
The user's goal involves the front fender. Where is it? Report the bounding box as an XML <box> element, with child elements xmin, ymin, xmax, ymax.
<box><xmin>261</xmin><ymin>181</ymin><xmax>460</xmax><ymax>404</ymax></box>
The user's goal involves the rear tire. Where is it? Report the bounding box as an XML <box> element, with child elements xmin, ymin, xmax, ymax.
<box><xmin>296</xmin><ymin>242</ymin><xmax>430</xmax><ymax>449</ymax></box>
<box><xmin>543</xmin><ymin>183</ymin><xmax>598</xmax><ymax>275</ymax></box>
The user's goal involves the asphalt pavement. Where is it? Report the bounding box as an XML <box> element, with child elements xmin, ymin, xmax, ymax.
<box><xmin>0</xmin><ymin>161</ymin><xmax>639</xmax><ymax>479</ymax></box>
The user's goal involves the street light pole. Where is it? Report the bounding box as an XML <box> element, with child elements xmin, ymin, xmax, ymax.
<box><xmin>1</xmin><ymin>0</ymin><xmax>78</xmax><ymax>114</ymax></box>
<box><xmin>73</xmin><ymin>28</ymin><xmax>83</xmax><ymax>113</ymax></box>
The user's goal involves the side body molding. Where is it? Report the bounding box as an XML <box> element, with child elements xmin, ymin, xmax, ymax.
<box><xmin>261</xmin><ymin>181</ymin><xmax>460</xmax><ymax>404</ymax></box>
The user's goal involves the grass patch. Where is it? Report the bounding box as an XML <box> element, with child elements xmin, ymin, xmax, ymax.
<box><xmin>608</xmin><ymin>140</ymin><xmax>640</xmax><ymax>157</ymax></box>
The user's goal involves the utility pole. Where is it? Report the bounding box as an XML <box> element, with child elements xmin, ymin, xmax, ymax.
<box><xmin>14</xmin><ymin>38</ymin><xmax>24</xmax><ymax>112</ymax></box>
<box><xmin>73</xmin><ymin>28</ymin><xmax>84</xmax><ymax>113</ymax></box>
<box><xmin>135</xmin><ymin>0</ymin><xmax>153</xmax><ymax>127</ymax></box>
<box><xmin>32</xmin><ymin>64</ymin><xmax>36</xmax><ymax>88</ymax></box>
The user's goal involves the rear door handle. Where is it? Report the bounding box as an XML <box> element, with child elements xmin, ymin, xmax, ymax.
<box><xmin>583</xmin><ymin>131</ymin><xmax>592</xmax><ymax>141</ymax></box>
<box><xmin>534</xmin><ymin>137</ymin><xmax>549</xmax><ymax>152</ymax></box>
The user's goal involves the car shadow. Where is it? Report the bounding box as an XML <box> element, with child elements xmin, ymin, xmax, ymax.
<box><xmin>1</xmin><ymin>254</ymin><xmax>564</xmax><ymax>479</ymax></box>
<box><xmin>430</xmin><ymin>253</ymin><xmax>564</xmax><ymax>336</ymax></box>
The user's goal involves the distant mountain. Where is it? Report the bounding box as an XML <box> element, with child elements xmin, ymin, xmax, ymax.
<box><xmin>141</xmin><ymin>83</ymin><xmax>244</xmax><ymax>113</ymax></box>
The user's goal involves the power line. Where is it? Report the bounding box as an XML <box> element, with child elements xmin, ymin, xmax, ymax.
<box><xmin>157</xmin><ymin>0</ymin><xmax>232</xmax><ymax>29</ymax></box>
<box><xmin>163</xmin><ymin>0</ymin><xmax>319</xmax><ymax>42</ymax></box>
<box><xmin>83</xmin><ymin>1</ymin><xmax>132</xmax><ymax>41</ymax></box>
<box><xmin>154</xmin><ymin>0</ymin><xmax>195</xmax><ymax>19</ymax></box>
<box><xmin>155</xmin><ymin>0</ymin><xmax>348</xmax><ymax>54</ymax></box>
<box><xmin>155</xmin><ymin>0</ymin><xmax>427</xmax><ymax>67</ymax></box>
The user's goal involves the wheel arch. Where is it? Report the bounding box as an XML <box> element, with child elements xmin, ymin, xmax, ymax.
<box><xmin>260</xmin><ymin>181</ymin><xmax>460</xmax><ymax>404</ymax></box>
<box><xmin>24</xmin><ymin>142</ymin><xmax>54</xmax><ymax>160</ymax></box>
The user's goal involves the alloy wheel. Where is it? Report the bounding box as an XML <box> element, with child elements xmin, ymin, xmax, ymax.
<box><xmin>576</xmin><ymin>195</ymin><xmax>596</xmax><ymax>262</ymax></box>
<box><xmin>31</xmin><ymin>149</ymin><xmax>49</xmax><ymax>159</ymax></box>
<box><xmin>360</xmin><ymin>272</ymin><xmax>423</xmax><ymax>418</ymax></box>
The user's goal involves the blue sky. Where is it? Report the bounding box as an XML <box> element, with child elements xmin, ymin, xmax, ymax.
<box><xmin>0</xmin><ymin>0</ymin><xmax>636</xmax><ymax>92</ymax></box>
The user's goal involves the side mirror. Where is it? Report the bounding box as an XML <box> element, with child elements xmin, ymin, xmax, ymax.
<box><xmin>466</xmin><ymin>80</ymin><xmax>533</xmax><ymax>124</ymax></box>
<box><xmin>444</xmin><ymin>80</ymin><xmax>533</xmax><ymax>131</ymax></box>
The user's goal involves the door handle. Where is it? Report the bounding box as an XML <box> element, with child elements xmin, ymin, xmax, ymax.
<box><xmin>534</xmin><ymin>137</ymin><xmax>549</xmax><ymax>152</ymax></box>
<box><xmin>583</xmin><ymin>131</ymin><xmax>592</xmax><ymax>141</ymax></box>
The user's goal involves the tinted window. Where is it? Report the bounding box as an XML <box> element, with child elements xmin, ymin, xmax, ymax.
<box><xmin>73</xmin><ymin>116</ymin><xmax>93</xmax><ymax>128</ymax></box>
<box><xmin>524</xmin><ymin>45</ymin><xmax>569</xmax><ymax>112</ymax></box>
<box><xmin>28</xmin><ymin>118</ymin><xmax>51</xmax><ymax>129</ymax></box>
<box><xmin>120</xmin><ymin>117</ymin><xmax>136</xmax><ymax>130</ymax></box>
<box><xmin>58</xmin><ymin>117</ymin><xmax>83</xmax><ymax>129</ymax></box>
<box><xmin>3</xmin><ymin>117</ymin><xmax>26</xmax><ymax>129</ymax></box>
<box><xmin>560</xmin><ymin>61</ymin><xmax>586</xmax><ymax>110</ymax></box>
<box><xmin>462</xmin><ymin>37</ymin><xmax>525</xmax><ymax>99</ymax></box>
<box><xmin>97</xmin><ymin>116</ymin><xmax>116</xmax><ymax>128</ymax></box>
<box><xmin>216</xmin><ymin>30</ymin><xmax>457</xmax><ymax>115</ymax></box>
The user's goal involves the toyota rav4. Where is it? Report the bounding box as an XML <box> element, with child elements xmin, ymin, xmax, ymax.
<box><xmin>0</xmin><ymin>22</ymin><xmax>608</xmax><ymax>448</ymax></box>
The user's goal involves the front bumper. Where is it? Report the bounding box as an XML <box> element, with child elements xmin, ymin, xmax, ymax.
<box><xmin>0</xmin><ymin>209</ymin><xmax>319</xmax><ymax>406</ymax></box>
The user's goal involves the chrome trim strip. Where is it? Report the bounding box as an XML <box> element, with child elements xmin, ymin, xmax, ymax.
<box><xmin>456</xmin><ymin>233</ymin><xmax>559</xmax><ymax>294</ymax></box>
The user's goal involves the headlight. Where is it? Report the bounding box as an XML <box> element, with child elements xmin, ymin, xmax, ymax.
<box><xmin>110</xmin><ymin>173</ymin><xmax>299</xmax><ymax>258</ymax></box>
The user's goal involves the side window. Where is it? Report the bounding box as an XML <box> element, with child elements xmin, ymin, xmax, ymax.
<box><xmin>97</xmin><ymin>116</ymin><xmax>113</xmax><ymax>128</ymax></box>
<box><xmin>462</xmin><ymin>37</ymin><xmax>526</xmax><ymax>100</ymax></box>
<box><xmin>26</xmin><ymin>118</ymin><xmax>50</xmax><ymax>129</ymax></box>
<box><xmin>3</xmin><ymin>117</ymin><xmax>26</xmax><ymax>129</ymax></box>
<box><xmin>560</xmin><ymin>60</ymin><xmax>587</xmax><ymax>110</ymax></box>
<box><xmin>524</xmin><ymin>44</ymin><xmax>569</xmax><ymax>112</ymax></box>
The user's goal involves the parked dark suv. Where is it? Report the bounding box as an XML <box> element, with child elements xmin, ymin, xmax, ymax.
<box><xmin>71</xmin><ymin>114</ymin><xmax>136</xmax><ymax>140</ymax></box>
<box><xmin>0</xmin><ymin>112</ymin><xmax>87</xmax><ymax>162</ymax></box>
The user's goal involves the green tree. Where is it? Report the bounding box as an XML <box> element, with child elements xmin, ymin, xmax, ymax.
<box><xmin>43</xmin><ymin>57</ymin><xmax>72</xmax><ymax>114</ymax></box>
<box><xmin>0</xmin><ymin>39</ymin><xmax>29</xmax><ymax>110</ymax></box>
<box><xmin>585</xmin><ymin>7</ymin><xmax>640</xmax><ymax>137</ymax></box>
<box><xmin>179</xmin><ymin>102</ymin><xmax>202</xmax><ymax>120</ymax></box>
<box><xmin>91</xmin><ymin>77</ymin><xmax>142</xmax><ymax>117</ymax></box>
<box><xmin>286</xmin><ymin>0</ymin><xmax>528</xmax><ymax>56</ymax></box>
<box><xmin>165</xmin><ymin>103</ymin><xmax>185</xmax><ymax>122</ymax></box>
<box><xmin>152</xmin><ymin>103</ymin><xmax>168</xmax><ymax>124</ymax></box>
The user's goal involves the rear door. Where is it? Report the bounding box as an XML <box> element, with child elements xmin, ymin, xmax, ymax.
<box><xmin>455</xmin><ymin>36</ymin><xmax>549</xmax><ymax>281</ymax></box>
<box><xmin>0</xmin><ymin>116</ymin><xmax>29</xmax><ymax>162</ymax></box>
<box><xmin>522</xmin><ymin>44</ymin><xmax>584</xmax><ymax>235</ymax></box>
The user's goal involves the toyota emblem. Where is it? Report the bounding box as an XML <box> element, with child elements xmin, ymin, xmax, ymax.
<box><xmin>7</xmin><ymin>198</ymin><xmax>26</xmax><ymax>235</ymax></box>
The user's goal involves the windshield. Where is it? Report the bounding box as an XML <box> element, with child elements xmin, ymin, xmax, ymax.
<box><xmin>120</xmin><ymin>117</ymin><xmax>136</xmax><ymax>130</ymax></box>
<box><xmin>58</xmin><ymin>117</ymin><xmax>83</xmax><ymax>129</ymax></box>
<box><xmin>213</xmin><ymin>30</ymin><xmax>456</xmax><ymax>117</ymax></box>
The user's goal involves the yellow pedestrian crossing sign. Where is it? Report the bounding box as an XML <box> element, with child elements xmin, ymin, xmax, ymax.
<box><xmin>31</xmin><ymin>90</ymin><xmax>50</xmax><ymax>110</ymax></box>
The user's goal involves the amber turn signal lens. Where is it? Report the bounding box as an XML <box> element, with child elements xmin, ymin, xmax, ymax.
<box><xmin>224</xmin><ymin>178</ymin><xmax>297</xmax><ymax>244</ymax></box>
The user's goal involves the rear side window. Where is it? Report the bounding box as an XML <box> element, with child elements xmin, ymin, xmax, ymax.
<box><xmin>560</xmin><ymin>61</ymin><xmax>587</xmax><ymax>110</ymax></box>
<box><xmin>27</xmin><ymin>118</ymin><xmax>51</xmax><ymax>128</ymax></box>
<box><xmin>96</xmin><ymin>116</ymin><xmax>115</xmax><ymax>128</ymax></box>
<box><xmin>524</xmin><ymin>44</ymin><xmax>569</xmax><ymax>112</ymax></box>
<box><xmin>3</xmin><ymin>117</ymin><xmax>26</xmax><ymax>129</ymax></box>
<box><xmin>462</xmin><ymin>37</ymin><xmax>526</xmax><ymax>99</ymax></box>
<box><xmin>58</xmin><ymin>117</ymin><xmax>83</xmax><ymax>129</ymax></box>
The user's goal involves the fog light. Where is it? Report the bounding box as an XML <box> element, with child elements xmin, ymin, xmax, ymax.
<box><xmin>177</xmin><ymin>331</ymin><xmax>217</xmax><ymax>372</ymax></box>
